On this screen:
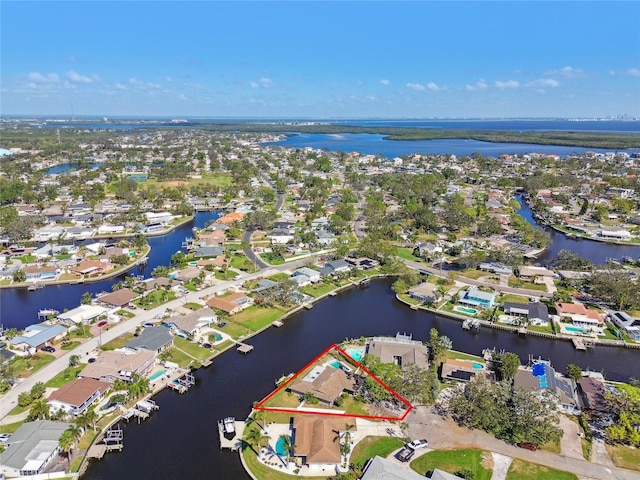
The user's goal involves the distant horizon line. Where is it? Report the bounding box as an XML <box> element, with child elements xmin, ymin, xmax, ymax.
<box><xmin>2</xmin><ymin>115</ymin><xmax>638</xmax><ymax>122</ymax></box>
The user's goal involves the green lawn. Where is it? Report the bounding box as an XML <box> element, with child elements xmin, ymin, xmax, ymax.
<box><xmin>215</xmin><ymin>270</ymin><xmax>237</xmax><ymax>280</ymax></box>
<box><xmin>527</xmin><ymin>324</ymin><xmax>555</xmax><ymax>335</ymax></box>
<box><xmin>230</xmin><ymin>254</ymin><xmax>258</xmax><ymax>273</ymax></box>
<box><xmin>350</xmin><ymin>436</ymin><xmax>405</xmax><ymax>467</ymax></box>
<box><xmin>173</xmin><ymin>337</ymin><xmax>213</xmax><ymax>361</ymax></box>
<box><xmin>410</xmin><ymin>448</ymin><xmax>493</xmax><ymax>480</ymax></box>
<box><xmin>134</xmin><ymin>290</ymin><xmax>177</xmax><ymax>309</ymax></box>
<box><xmin>101</xmin><ymin>333</ymin><xmax>135</xmax><ymax>350</ymax></box>
<box><xmin>395</xmin><ymin>247</ymin><xmax>423</xmax><ymax>262</ymax></box>
<box><xmin>506</xmin><ymin>459</ymin><xmax>577</xmax><ymax>480</ymax></box>
<box><xmin>260</xmin><ymin>253</ymin><xmax>285</xmax><ymax>265</ymax></box>
<box><xmin>12</xmin><ymin>353</ymin><xmax>56</xmax><ymax>378</ymax></box>
<box><xmin>444</xmin><ymin>349</ymin><xmax>484</xmax><ymax>362</ymax></box>
<box><xmin>606</xmin><ymin>444</ymin><xmax>640</xmax><ymax>471</ymax></box>
<box><xmin>216</xmin><ymin>321</ymin><xmax>248</xmax><ymax>339</ymax></box>
<box><xmin>233</xmin><ymin>305</ymin><xmax>286</xmax><ymax>332</ymax></box>
<box><xmin>45</xmin><ymin>366</ymin><xmax>84</xmax><ymax>388</ymax></box>
<box><xmin>61</xmin><ymin>341</ymin><xmax>81</xmax><ymax>350</ymax></box>
<box><xmin>115</xmin><ymin>309</ymin><xmax>135</xmax><ymax>319</ymax></box>
<box><xmin>301</xmin><ymin>282</ymin><xmax>337</xmax><ymax>298</ymax></box>
<box><xmin>0</xmin><ymin>420</ymin><xmax>25</xmax><ymax>434</ymax></box>
<box><xmin>268</xmin><ymin>273</ymin><xmax>290</xmax><ymax>282</ymax></box>
<box><xmin>184</xmin><ymin>302</ymin><xmax>203</xmax><ymax>311</ymax></box>
<box><xmin>164</xmin><ymin>347</ymin><xmax>197</xmax><ymax>369</ymax></box>
<box><xmin>261</xmin><ymin>389</ymin><xmax>301</xmax><ymax>409</ymax></box>
<box><xmin>499</xmin><ymin>294</ymin><xmax>532</xmax><ymax>304</ymax></box>
<box><xmin>508</xmin><ymin>278</ymin><xmax>548</xmax><ymax>291</ymax></box>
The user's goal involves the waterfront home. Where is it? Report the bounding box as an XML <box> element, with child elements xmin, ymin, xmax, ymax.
<box><xmin>96</xmin><ymin>288</ymin><xmax>138</xmax><ymax>309</ymax></box>
<box><xmin>56</xmin><ymin>304</ymin><xmax>109</xmax><ymax>325</ymax></box>
<box><xmin>97</xmin><ymin>224</ymin><xmax>126</xmax><ymax>235</ymax></box>
<box><xmin>267</xmin><ymin>229</ymin><xmax>295</xmax><ymax>244</ymax></box>
<box><xmin>408</xmin><ymin>282</ymin><xmax>442</xmax><ymax>304</ymax></box>
<box><xmin>289</xmin><ymin>274</ymin><xmax>312</xmax><ymax>287</ymax></box>
<box><xmin>288</xmin><ymin>364</ymin><xmax>357</xmax><ymax>405</ymax></box>
<box><xmin>71</xmin><ymin>259</ymin><xmax>115</xmax><ymax>277</ymax></box>
<box><xmin>32</xmin><ymin>225</ymin><xmax>66</xmax><ymax>242</ymax></box>
<box><xmin>21</xmin><ymin>265</ymin><xmax>58</xmax><ymax>282</ymax></box>
<box><xmin>193</xmin><ymin>246</ymin><xmax>225</xmax><ymax>258</ymax></box>
<box><xmin>0</xmin><ymin>263</ymin><xmax>21</xmax><ymax>281</ymax></box>
<box><xmin>319</xmin><ymin>259</ymin><xmax>351</xmax><ymax>277</ymax></box>
<box><xmin>10</xmin><ymin>324</ymin><xmax>67</xmax><ymax>353</ymax></box>
<box><xmin>137</xmin><ymin>277</ymin><xmax>172</xmax><ymax>291</ymax></box>
<box><xmin>79</xmin><ymin>350</ymin><xmax>156</xmax><ymax>383</ymax></box>
<box><xmin>292</xmin><ymin>415</ymin><xmax>357</xmax><ymax>471</ymax></box>
<box><xmin>514</xmin><ymin>362</ymin><xmax>580</xmax><ymax>414</ymax></box>
<box><xmin>555</xmin><ymin>302</ymin><xmax>603</xmax><ymax>328</ymax></box>
<box><xmin>206</xmin><ymin>292</ymin><xmax>253</xmax><ymax>315</ymax></box>
<box><xmin>47</xmin><ymin>377</ymin><xmax>111</xmax><ymax>416</ymax></box>
<box><xmin>198</xmin><ymin>230</ymin><xmax>226</xmax><ymax>247</ymax></box>
<box><xmin>124</xmin><ymin>326</ymin><xmax>173</xmax><ymax>354</ymax></box>
<box><xmin>217</xmin><ymin>212</ymin><xmax>245</xmax><ymax>225</ymax></box>
<box><xmin>503</xmin><ymin>302</ymin><xmax>549</xmax><ymax>326</ymax></box>
<box><xmin>171</xmin><ymin>266</ymin><xmax>201</xmax><ymax>283</ymax></box>
<box><xmin>577</xmin><ymin>377</ymin><xmax>609</xmax><ymax>414</ymax></box>
<box><xmin>361</xmin><ymin>456</ymin><xmax>430</xmax><ymax>480</ymax></box>
<box><xmin>345</xmin><ymin>257</ymin><xmax>379</xmax><ymax>270</ymax></box>
<box><xmin>457</xmin><ymin>286</ymin><xmax>495</xmax><ymax>309</ymax></box>
<box><xmin>292</xmin><ymin>267</ymin><xmax>321</xmax><ymax>283</ymax></box>
<box><xmin>253</xmin><ymin>278</ymin><xmax>278</xmax><ymax>293</ymax></box>
<box><xmin>414</xmin><ymin>241</ymin><xmax>442</xmax><ymax>259</ymax></box>
<box><xmin>599</xmin><ymin>225</ymin><xmax>632</xmax><ymax>239</ymax></box>
<box><xmin>0</xmin><ymin>420</ymin><xmax>71</xmax><ymax>478</ymax></box>
<box><xmin>440</xmin><ymin>359</ymin><xmax>494</xmax><ymax>383</ymax></box>
<box><xmin>366</xmin><ymin>333</ymin><xmax>429</xmax><ymax>369</ymax></box>
<box><xmin>164</xmin><ymin>308</ymin><xmax>217</xmax><ymax>338</ymax></box>
<box><xmin>608</xmin><ymin>311</ymin><xmax>640</xmax><ymax>341</ymax></box>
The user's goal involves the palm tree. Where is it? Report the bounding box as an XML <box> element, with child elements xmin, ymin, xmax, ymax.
<box><xmin>342</xmin><ymin>423</ymin><xmax>355</xmax><ymax>444</ymax></box>
<box><xmin>29</xmin><ymin>398</ymin><xmax>50</xmax><ymax>420</ymax></box>
<box><xmin>82</xmin><ymin>409</ymin><xmax>99</xmax><ymax>432</ymax></box>
<box><xmin>67</xmin><ymin>423</ymin><xmax>82</xmax><ymax>441</ymax></box>
<box><xmin>277</xmin><ymin>434</ymin><xmax>293</xmax><ymax>465</ymax></box>
<box><xmin>244</xmin><ymin>427</ymin><xmax>268</xmax><ymax>455</ymax></box>
<box><xmin>58</xmin><ymin>430</ymin><xmax>75</xmax><ymax>462</ymax></box>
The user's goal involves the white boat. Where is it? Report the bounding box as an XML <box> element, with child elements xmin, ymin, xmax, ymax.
<box><xmin>219</xmin><ymin>417</ymin><xmax>236</xmax><ymax>435</ymax></box>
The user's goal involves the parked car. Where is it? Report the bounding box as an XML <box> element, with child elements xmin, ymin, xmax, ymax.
<box><xmin>88</xmin><ymin>358</ymin><xmax>96</xmax><ymax>363</ymax></box>
<box><xmin>40</xmin><ymin>345</ymin><xmax>55</xmax><ymax>353</ymax></box>
<box><xmin>97</xmin><ymin>321</ymin><xmax>107</xmax><ymax>327</ymax></box>
<box><xmin>517</xmin><ymin>442</ymin><xmax>537</xmax><ymax>451</ymax></box>
<box><xmin>396</xmin><ymin>447</ymin><xmax>415</xmax><ymax>462</ymax></box>
<box><xmin>406</xmin><ymin>439</ymin><xmax>429</xmax><ymax>450</ymax></box>
<box><xmin>0</xmin><ymin>433</ymin><xmax>11</xmax><ymax>443</ymax></box>
<box><xmin>217</xmin><ymin>321</ymin><xmax>227</xmax><ymax>327</ymax></box>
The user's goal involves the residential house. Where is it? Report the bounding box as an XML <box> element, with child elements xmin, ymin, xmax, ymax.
<box><xmin>267</xmin><ymin>229</ymin><xmax>295</xmax><ymax>244</ymax></box>
<box><xmin>318</xmin><ymin>259</ymin><xmax>351</xmax><ymax>277</ymax></box>
<box><xmin>311</xmin><ymin>216</ymin><xmax>329</xmax><ymax>230</ymax></box>
<box><xmin>458</xmin><ymin>287</ymin><xmax>495</xmax><ymax>309</ymax></box>
<box><xmin>0</xmin><ymin>263</ymin><xmax>21</xmax><ymax>281</ymax></box>
<box><xmin>47</xmin><ymin>378</ymin><xmax>111</xmax><ymax>416</ymax></box>
<box><xmin>478</xmin><ymin>262</ymin><xmax>512</xmax><ymax>276</ymax></box>
<box><xmin>57</xmin><ymin>304</ymin><xmax>109</xmax><ymax>325</ymax></box>
<box><xmin>414</xmin><ymin>242</ymin><xmax>442</xmax><ymax>259</ymax></box>
<box><xmin>96</xmin><ymin>288</ymin><xmax>138</xmax><ymax>309</ymax></box>
<box><xmin>578</xmin><ymin>377</ymin><xmax>609</xmax><ymax>414</ymax></box>
<box><xmin>71</xmin><ymin>259</ymin><xmax>115</xmax><ymax>277</ymax></box>
<box><xmin>555</xmin><ymin>302</ymin><xmax>603</xmax><ymax>329</ymax></box>
<box><xmin>361</xmin><ymin>456</ymin><xmax>433</xmax><ymax>480</ymax></box>
<box><xmin>345</xmin><ymin>257</ymin><xmax>379</xmax><ymax>270</ymax></box>
<box><xmin>10</xmin><ymin>324</ymin><xmax>67</xmax><ymax>353</ymax></box>
<box><xmin>193</xmin><ymin>246</ymin><xmax>225</xmax><ymax>258</ymax></box>
<box><xmin>608</xmin><ymin>311</ymin><xmax>640</xmax><ymax>341</ymax></box>
<box><xmin>0</xmin><ymin>420</ymin><xmax>72</xmax><ymax>478</ymax></box>
<box><xmin>366</xmin><ymin>333</ymin><xmax>428</xmax><ymax>369</ymax></box>
<box><xmin>315</xmin><ymin>230</ymin><xmax>336</xmax><ymax>246</ymax></box>
<box><xmin>289</xmin><ymin>274</ymin><xmax>312</xmax><ymax>287</ymax></box>
<box><xmin>513</xmin><ymin>362</ymin><xmax>580</xmax><ymax>414</ymax></box>
<box><xmin>292</xmin><ymin>415</ymin><xmax>357</xmax><ymax>471</ymax></box>
<box><xmin>408</xmin><ymin>283</ymin><xmax>442</xmax><ymax>304</ymax></box>
<box><xmin>137</xmin><ymin>277</ymin><xmax>172</xmax><ymax>291</ymax></box>
<box><xmin>288</xmin><ymin>364</ymin><xmax>357</xmax><ymax>405</ymax></box>
<box><xmin>253</xmin><ymin>278</ymin><xmax>278</xmax><ymax>293</ymax></box>
<box><xmin>206</xmin><ymin>292</ymin><xmax>253</xmax><ymax>315</ymax></box>
<box><xmin>292</xmin><ymin>267</ymin><xmax>321</xmax><ymax>283</ymax></box>
<box><xmin>124</xmin><ymin>327</ymin><xmax>173</xmax><ymax>354</ymax></box>
<box><xmin>164</xmin><ymin>308</ymin><xmax>217</xmax><ymax>338</ymax></box>
<box><xmin>440</xmin><ymin>359</ymin><xmax>495</xmax><ymax>383</ymax></box>
<box><xmin>21</xmin><ymin>265</ymin><xmax>58</xmax><ymax>282</ymax></box>
<box><xmin>198</xmin><ymin>230</ymin><xmax>226</xmax><ymax>247</ymax></box>
<box><xmin>79</xmin><ymin>350</ymin><xmax>156</xmax><ymax>383</ymax></box>
<box><xmin>172</xmin><ymin>266</ymin><xmax>201</xmax><ymax>283</ymax></box>
<box><xmin>516</xmin><ymin>266</ymin><xmax>556</xmax><ymax>280</ymax></box>
<box><xmin>503</xmin><ymin>302</ymin><xmax>549</xmax><ymax>326</ymax></box>
<box><xmin>599</xmin><ymin>225</ymin><xmax>631</xmax><ymax>239</ymax></box>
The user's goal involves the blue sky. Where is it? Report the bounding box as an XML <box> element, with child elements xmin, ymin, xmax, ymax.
<box><xmin>2</xmin><ymin>1</ymin><xmax>639</xmax><ymax>118</ymax></box>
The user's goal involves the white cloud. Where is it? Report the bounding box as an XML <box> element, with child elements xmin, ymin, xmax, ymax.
<box><xmin>547</xmin><ymin>66</ymin><xmax>584</xmax><ymax>78</ymax></box>
<box><xmin>379</xmin><ymin>79</ymin><xmax>390</xmax><ymax>86</ymax></box>
<box><xmin>178</xmin><ymin>94</ymin><xmax>188</xmax><ymax>101</ymax></box>
<box><xmin>406</xmin><ymin>83</ymin><xmax>426</xmax><ymax>91</ymax></box>
<box><xmin>494</xmin><ymin>80</ymin><xmax>519</xmax><ymax>89</ymax></box>
<box><xmin>115</xmin><ymin>83</ymin><xmax>127</xmax><ymax>90</ymax></box>
<box><xmin>628</xmin><ymin>68</ymin><xmax>640</xmax><ymax>77</ymax></box>
<box><xmin>526</xmin><ymin>78</ymin><xmax>560</xmax><ymax>88</ymax></box>
<box><xmin>465</xmin><ymin>79</ymin><xmax>488</xmax><ymax>92</ymax></box>
<box><xmin>251</xmin><ymin>78</ymin><xmax>273</xmax><ymax>88</ymax></box>
<box><xmin>66</xmin><ymin>70</ymin><xmax>97</xmax><ymax>83</ymax></box>
<box><xmin>129</xmin><ymin>77</ymin><xmax>143</xmax><ymax>86</ymax></box>
<box><xmin>609</xmin><ymin>70</ymin><xmax>616</xmax><ymax>76</ymax></box>
<box><xmin>426</xmin><ymin>82</ymin><xmax>444</xmax><ymax>92</ymax></box>
<box><xmin>27</xmin><ymin>72</ymin><xmax>59</xmax><ymax>83</ymax></box>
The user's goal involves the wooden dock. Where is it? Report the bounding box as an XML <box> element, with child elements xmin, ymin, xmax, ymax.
<box><xmin>328</xmin><ymin>291</ymin><xmax>337</xmax><ymax>297</ymax></box>
<box><xmin>572</xmin><ymin>337</ymin><xmax>590</xmax><ymax>350</ymax></box>
<box><xmin>272</xmin><ymin>320</ymin><xmax>284</xmax><ymax>328</ymax></box>
<box><xmin>303</xmin><ymin>303</ymin><xmax>313</xmax><ymax>309</ymax></box>
<box><xmin>169</xmin><ymin>372</ymin><xmax>196</xmax><ymax>393</ymax></box>
<box><xmin>237</xmin><ymin>343</ymin><xmax>254</xmax><ymax>354</ymax></box>
<box><xmin>218</xmin><ymin>420</ymin><xmax>246</xmax><ymax>451</ymax></box>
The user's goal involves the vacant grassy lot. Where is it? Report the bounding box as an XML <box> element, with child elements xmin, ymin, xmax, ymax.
<box><xmin>301</xmin><ymin>282</ymin><xmax>337</xmax><ymax>297</ymax></box>
<box><xmin>350</xmin><ymin>436</ymin><xmax>405</xmax><ymax>467</ymax></box>
<box><xmin>233</xmin><ymin>306</ymin><xmax>286</xmax><ymax>331</ymax></box>
<box><xmin>606</xmin><ymin>444</ymin><xmax>640</xmax><ymax>471</ymax></box>
<box><xmin>13</xmin><ymin>353</ymin><xmax>56</xmax><ymax>378</ymax></box>
<box><xmin>101</xmin><ymin>333</ymin><xmax>135</xmax><ymax>351</ymax></box>
<box><xmin>45</xmin><ymin>366</ymin><xmax>84</xmax><ymax>388</ymax></box>
<box><xmin>410</xmin><ymin>448</ymin><xmax>493</xmax><ymax>480</ymax></box>
<box><xmin>173</xmin><ymin>337</ymin><xmax>213</xmax><ymax>361</ymax></box>
<box><xmin>506</xmin><ymin>459</ymin><xmax>577</xmax><ymax>480</ymax></box>
<box><xmin>395</xmin><ymin>247</ymin><xmax>423</xmax><ymax>262</ymax></box>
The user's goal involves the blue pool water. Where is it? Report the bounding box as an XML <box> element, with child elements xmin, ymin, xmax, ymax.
<box><xmin>566</xmin><ymin>326</ymin><xmax>589</xmax><ymax>334</ymax></box>
<box><xmin>275</xmin><ymin>436</ymin><xmax>291</xmax><ymax>457</ymax></box>
<box><xmin>149</xmin><ymin>369</ymin><xmax>167</xmax><ymax>381</ymax></box>
<box><xmin>472</xmin><ymin>362</ymin><xmax>483</xmax><ymax>370</ymax></box>
<box><xmin>329</xmin><ymin>361</ymin><xmax>341</xmax><ymax>369</ymax></box>
<box><xmin>454</xmin><ymin>306</ymin><xmax>477</xmax><ymax>315</ymax></box>
<box><xmin>347</xmin><ymin>348</ymin><xmax>364</xmax><ymax>361</ymax></box>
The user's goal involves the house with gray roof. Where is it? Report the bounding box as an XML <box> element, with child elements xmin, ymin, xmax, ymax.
<box><xmin>164</xmin><ymin>308</ymin><xmax>217</xmax><ymax>338</ymax></box>
<box><xmin>10</xmin><ymin>324</ymin><xmax>67</xmax><ymax>353</ymax></box>
<box><xmin>458</xmin><ymin>286</ymin><xmax>495</xmax><ymax>309</ymax></box>
<box><xmin>609</xmin><ymin>311</ymin><xmax>640</xmax><ymax>341</ymax></box>
<box><xmin>0</xmin><ymin>420</ymin><xmax>71</xmax><ymax>477</ymax></box>
<box><xmin>478</xmin><ymin>262</ymin><xmax>512</xmax><ymax>276</ymax></box>
<box><xmin>124</xmin><ymin>326</ymin><xmax>173</xmax><ymax>353</ymax></box>
<box><xmin>292</xmin><ymin>267</ymin><xmax>321</xmax><ymax>283</ymax></box>
<box><xmin>361</xmin><ymin>456</ymin><xmax>425</xmax><ymax>480</ymax></box>
<box><xmin>503</xmin><ymin>302</ymin><xmax>549</xmax><ymax>326</ymax></box>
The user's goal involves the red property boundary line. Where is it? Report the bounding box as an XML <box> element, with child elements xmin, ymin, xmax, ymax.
<box><xmin>255</xmin><ymin>343</ymin><xmax>413</xmax><ymax>421</ymax></box>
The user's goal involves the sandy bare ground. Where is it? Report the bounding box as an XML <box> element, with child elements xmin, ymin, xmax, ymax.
<box><xmin>161</xmin><ymin>181</ymin><xmax>188</xmax><ymax>187</ymax></box>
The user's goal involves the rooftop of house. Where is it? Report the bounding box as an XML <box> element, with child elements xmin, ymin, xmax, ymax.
<box><xmin>96</xmin><ymin>288</ymin><xmax>138</xmax><ymax>307</ymax></box>
<box><xmin>293</xmin><ymin>415</ymin><xmax>357</xmax><ymax>465</ymax></box>
<box><xmin>47</xmin><ymin>377</ymin><xmax>111</xmax><ymax>407</ymax></box>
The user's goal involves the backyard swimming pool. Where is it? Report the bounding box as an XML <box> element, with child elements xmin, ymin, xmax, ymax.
<box><xmin>472</xmin><ymin>362</ymin><xmax>483</xmax><ymax>369</ymax></box>
<box><xmin>565</xmin><ymin>326</ymin><xmax>590</xmax><ymax>334</ymax></box>
<box><xmin>454</xmin><ymin>305</ymin><xmax>478</xmax><ymax>315</ymax></box>
<box><xmin>149</xmin><ymin>369</ymin><xmax>167</xmax><ymax>381</ymax></box>
<box><xmin>346</xmin><ymin>347</ymin><xmax>364</xmax><ymax>361</ymax></box>
<box><xmin>275</xmin><ymin>436</ymin><xmax>291</xmax><ymax>457</ymax></box>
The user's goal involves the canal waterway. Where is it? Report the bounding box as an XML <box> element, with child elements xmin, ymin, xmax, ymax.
<box><xmin>82</xmin><ymin>278</ymin><xmax>640</xmax><ymax>480</ymax></box>
<box><xmin>515</xmin><ymin>194</ymin><xmax>640</xmax><ymax>265</ymax></box>
<box><xmin>0</xmin><ymin>211</ymin><xmax>219</xmax><ymax>330</ymax></box>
